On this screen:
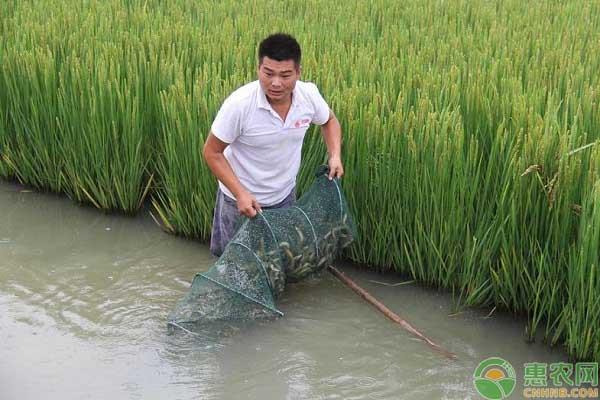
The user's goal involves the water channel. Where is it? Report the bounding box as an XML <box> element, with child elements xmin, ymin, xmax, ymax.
<box><xmin>0</xmin><ymin>181</ymin><xmax>568</xmax><ymax>399</ymax></box>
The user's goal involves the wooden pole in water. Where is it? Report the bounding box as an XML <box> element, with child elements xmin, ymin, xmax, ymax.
<box><xmin>327</xmin><ymin>266</ymin><xmax>457</xmax><ymax>360</ymax></box>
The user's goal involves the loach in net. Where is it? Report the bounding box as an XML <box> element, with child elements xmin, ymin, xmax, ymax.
<box><xmin>168</xmin><ymin>166</ymin><xmax>356</xmax><ymax>330</ymax></box>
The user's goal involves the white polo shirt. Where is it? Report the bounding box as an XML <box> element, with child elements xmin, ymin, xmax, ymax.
<box><xmin>211</xmin><ymin>80</ymin><xmax>330</xmax><ymax>206</ymax></box>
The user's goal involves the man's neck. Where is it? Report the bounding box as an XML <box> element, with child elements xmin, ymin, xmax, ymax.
<box><xmin>267</xmin><ymin>94</ymin><xmax>292</xmax><ymax>109</ymax></box>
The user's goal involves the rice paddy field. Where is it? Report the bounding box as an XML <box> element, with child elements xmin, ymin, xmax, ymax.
<box><xmin>1</xmin><ymin>0</ymin><xmax>599</xmax><ymax>361</ymax></box>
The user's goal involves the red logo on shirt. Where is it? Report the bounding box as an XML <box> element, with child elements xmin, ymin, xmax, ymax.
<box><xmin>294</xmin><ymin>119</ymin><xmax>311</xmax><ymax>128</ymax></box>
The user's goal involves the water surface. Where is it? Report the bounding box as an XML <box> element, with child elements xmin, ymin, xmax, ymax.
<box><xmin>0</xmin><ymin>181</ymin><xmax>568</xmax><ymax>399</ymax></box>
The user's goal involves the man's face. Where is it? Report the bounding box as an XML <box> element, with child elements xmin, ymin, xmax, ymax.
<box><xmin>257</xmin><ymin>56</ymin><xmax>300</xmax><ymax>103</ymax></box>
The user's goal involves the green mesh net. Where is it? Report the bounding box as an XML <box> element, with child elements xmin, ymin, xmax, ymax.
<box><xmin>168</xmin><ymin>166</ymin><xmax>356</xmax><ymax>330</ymax></box>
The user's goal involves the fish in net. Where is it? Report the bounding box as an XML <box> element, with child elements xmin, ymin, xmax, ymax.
<box><xmin>168</xmin><ymin>166</ymin><xmax>356</xmax><ymax>331</ymax></box>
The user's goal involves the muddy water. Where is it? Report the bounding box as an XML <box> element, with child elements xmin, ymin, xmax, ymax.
<box><xmin>0</xmin><ymin>181</ymin><xmax>568</xmax><ymax>400</ymax></box>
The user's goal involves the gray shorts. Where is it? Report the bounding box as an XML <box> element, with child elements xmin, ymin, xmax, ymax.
<box><xmin>209</xmin><ymin>187</ymin><xmax>296</xmax><ymax>257</ymax></box>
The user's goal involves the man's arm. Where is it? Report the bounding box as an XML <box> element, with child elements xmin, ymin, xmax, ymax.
<box><xmin>203</xmin><ymin>133</ymin><xmax>261</xmax><ymax>217</ymax></box>
<box><xmin>320</xmin><ymin>110</ymin><xmax>344</xmax><ymax>179</ymax></box>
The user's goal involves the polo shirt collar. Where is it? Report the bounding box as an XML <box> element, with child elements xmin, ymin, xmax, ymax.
<box><xmin>257</xmin><ymin>83</ymin><xmax>300</xmax><ymax>111</ymax></box>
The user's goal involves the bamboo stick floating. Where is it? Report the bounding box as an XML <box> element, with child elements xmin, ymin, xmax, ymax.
<box><xmin>327</xmin><ymin>265</ymin><xmax>457</xmax><ymax>360</ymax></box>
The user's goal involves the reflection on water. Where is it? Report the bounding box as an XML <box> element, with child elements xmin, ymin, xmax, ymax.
<box><xmin>0</xmin><ymin>181</ymin><xmax>567</xmax><ymax>400</ymax></box>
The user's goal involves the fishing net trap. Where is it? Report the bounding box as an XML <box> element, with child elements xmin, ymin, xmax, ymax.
<box><xmin>168</xmin><ymin>166</ymin><xmax>356</xmax><ymax>330</ymax></box>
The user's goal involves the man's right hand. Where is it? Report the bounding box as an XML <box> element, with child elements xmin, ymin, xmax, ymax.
<box><xmin>203</xmin><ymin>133</ymin><xmax>262</xmax><ymax>218</ymax></box>
<box><xmin>236</xmin><ymin>191</ymin><xmax>262</xmax><ymax>218</ymax></box>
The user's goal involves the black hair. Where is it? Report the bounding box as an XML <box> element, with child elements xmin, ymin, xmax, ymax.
<box><xmin>258</xmin><ymin>33</ymin><xmax>301</xmax><ymax>67</ymax></box>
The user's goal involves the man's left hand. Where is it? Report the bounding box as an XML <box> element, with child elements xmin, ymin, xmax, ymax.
<box><xmin>328</xmin><ymin>156</ymin><xmax>344</xmax><ymax>180</ymax></box>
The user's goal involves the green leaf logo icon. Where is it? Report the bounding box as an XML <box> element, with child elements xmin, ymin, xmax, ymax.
<box><xmin>473</xmin><ymin>357</ymin><xmax>517</xmax><ymax>400</ymax></box>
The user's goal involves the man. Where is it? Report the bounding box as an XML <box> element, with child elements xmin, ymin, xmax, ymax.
<box><xmin>203</xmin><ymin>33</ymin><xmax>343</xmax><ymax>257</ymax></box>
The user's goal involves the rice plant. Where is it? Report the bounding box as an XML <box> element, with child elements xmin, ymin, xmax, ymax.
<box><xmin>1</xmin><ymin>0</ymin><xmax>600</xmax><ymax>360</ymax></box>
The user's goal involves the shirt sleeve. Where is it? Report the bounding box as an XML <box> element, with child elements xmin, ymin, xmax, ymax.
<box><xmin>210</xmin><ymin>96</ymin><xmax>243</xmax><ymax>144</ymax></box>
<box><xmin>306</xmin><ymin>83</ymin><xmax>331</xmax><ymax>126</ymax></box>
